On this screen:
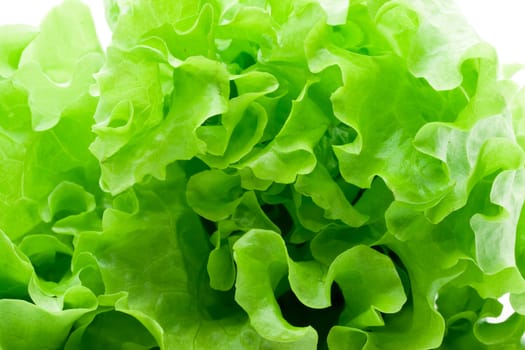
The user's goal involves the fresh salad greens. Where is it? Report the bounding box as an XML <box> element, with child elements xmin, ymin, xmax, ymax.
<box><xmin>1</xmin><ymin>0</ymin><xmax>525</xmax><ymax>348</ymax></box>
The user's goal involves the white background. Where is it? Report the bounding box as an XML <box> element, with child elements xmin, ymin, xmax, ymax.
<box><xmin>0</xmin><ymin>1</ymin><xmax>524</xmax><ymax>68</ymax></box>
<box><xmin>0</xmin><ymin>1</ymin><xmax>524</xmax><ymax>66</ymax></box>
<box><xmin>0</xmin><ymin>0</ymin><xmax>523</xmax><ymax>322</ymax></box>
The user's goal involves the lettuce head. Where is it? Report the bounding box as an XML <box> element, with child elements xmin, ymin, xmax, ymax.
<box><xmin>1</xmin><ymin>0</ymin><xmax>525</xmax><ymax>349</ymax></box>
